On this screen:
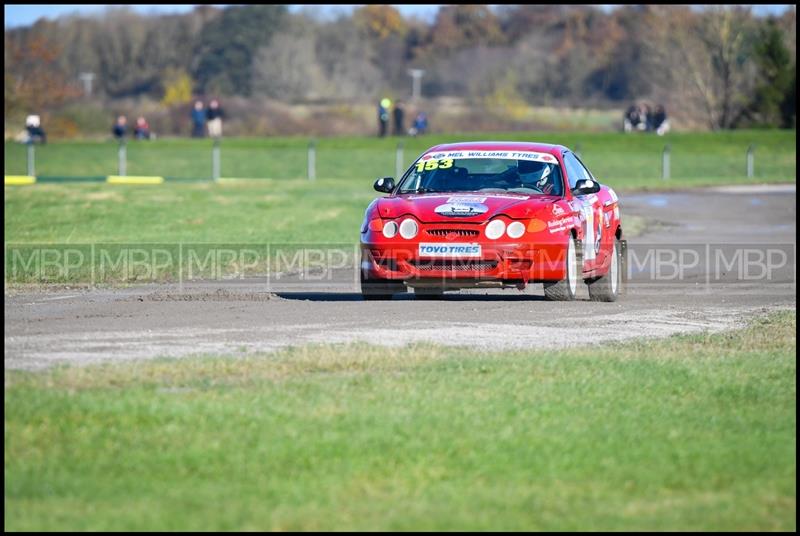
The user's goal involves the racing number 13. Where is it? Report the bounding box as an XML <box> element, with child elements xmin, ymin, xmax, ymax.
<box><xmin>415</xmin><ymin>159</ymin><xmax>453</xmax><ymax>172</ymax></box>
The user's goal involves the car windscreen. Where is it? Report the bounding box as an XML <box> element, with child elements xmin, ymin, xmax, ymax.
<box><xmin>397</xmin><ymin>155</ymin><xmax>564</xmax><ymax>196</ymax></box>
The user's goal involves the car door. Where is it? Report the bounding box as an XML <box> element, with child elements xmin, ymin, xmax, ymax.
<box><xmin>563</xmin><ymin>152</ymin><xmax>605</xmax><ymax>272</ymax></box>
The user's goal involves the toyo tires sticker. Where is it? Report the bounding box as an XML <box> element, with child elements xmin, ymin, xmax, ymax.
<box><xmin>418</xmin><ymin>243</ymin><xmax>482</xmax><ymax>258</ymax></box>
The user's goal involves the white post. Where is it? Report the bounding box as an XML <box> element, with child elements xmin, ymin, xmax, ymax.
<box><xmin>26</xmin><ymin>142</ymin><xmax>35</xmax><ymax>177</ymax></box>
<box><xmin>396</xmin><ymin>142</ymin><xmax>404</xmax><ymax>179</ymax></box>
<box><xmin>212</xmin><ymin>139</ymin><xmax>221</xmax><ymax>181</ymax></box>
<box><xmin>308</xmin><ymin>140</ymin><xmax>316</xmax><ymax>181</ymax></box>
<box><xmin>408</xmin><ymin>69</ymin><xmax>425</xmax><ymax>101</ymax></box>
<box><xmin>79</xmin><ymin>72</ymin><xmax>95</xmax><ymax>97</ymax></box>
<box><xmin>662</xmin><ymin>144</ymin><xmax>670</xmax><ymax>180</ymax></box>
<box><xmin>746</xmin><ymin>145</ymin><xmax>754</xmax><ymax>178</ymax></box>
<box><xmin>118</xmin><ymin>140</ymin><xmax>127</xmax><ymax>176</ymax></box>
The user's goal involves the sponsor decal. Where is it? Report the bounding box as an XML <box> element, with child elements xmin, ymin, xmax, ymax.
<box><xmin>447</xmin><ymin>196</ymin><xmax>486</xmax><ymax>204</ymax></box>
<box><xmin>407</xmin><ymin>194</ymin><xmax>450</xmax><ymax>200</ymax></box>
<box><xmin>581</xmin><ymin>201</ymin><xmax>596</xmax><ymax>261</ymax></box>
<box><xmin>418</xmin><ymin>243</ymin><xmax>482</xmax><ymax>258</ymax></box>
<box><xmin>407</xmin><ymin>193</ymin><xmax>526</xmax><ymax>201</ymax></box>
<box><xmin>547</xmin><ymin>216</ymin><xmax>573</xmax><ymax>234</ymax></box>
<box><xmin>479</xmin><ymin>194</ymin><xmax>529</xmax><ymax>200</ymax></box>
<box><xmin>552</xmin><ymin>204</ymin><xmax>566</xmax><ymax>216</ymax></box>
<box><xmin>595</xmin><ymin>220</ymin><xmax>603</xmax><ymax>254</ymax></box>
<box><xmin>420</xmin><ymin>150</ymin><xmax>556</xmax><ymax>163</ymax></box>
<box><xmin>435</xmin><ymin>199</ymin><xmax>489</xmax><ymax>217</ymax></box>
<box><xmin>415</xmin><ymin>158</ymin><xmax>454</xmax><ymax>172</ymax></box>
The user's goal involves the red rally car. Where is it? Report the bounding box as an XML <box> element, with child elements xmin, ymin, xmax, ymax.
<box><xmin>360</xmin><ymin>142</ymin><xmax>626</xmax><ymax>301</ymax></box>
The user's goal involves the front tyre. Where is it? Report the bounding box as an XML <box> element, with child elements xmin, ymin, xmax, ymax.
<box><xmin>543</xmin><ymin>235</ymin><xmax>579</xmax><ymax>301</ymax></box>
<box><xmin>414</xmin><ymin>287</ymin><xmax>444</xmax><ymax>300</ymax></box>
<box><xmin>587</xmin><ymin>238</ymin><xmax>622</xmax><ymax>302</ymax></box>
<box><xmin>361</xmin><ymin>272</ymin><xmax>404</xmax><ymax>300</ymax></box>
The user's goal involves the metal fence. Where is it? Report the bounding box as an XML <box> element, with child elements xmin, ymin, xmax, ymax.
<box><xmin>4</xmin><ymin>138</ymin><xmax>794</xmax><ymax>185</ymax></box>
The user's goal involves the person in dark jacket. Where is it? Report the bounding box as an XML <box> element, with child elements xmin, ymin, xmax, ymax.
<box><xmin>393</xmin><ymin>100</ymin><xmax>405</xmax><ymax>136</ymax></box>
<box><xmin>206</xmin><ymin>99</ymin><xmax>224</xmax><ymax>138</ymax></box>
<box><xmin>623</xmin><ymin>105</ymin><xmax>639</xmax><ymax>133</ymax></box>
<box><xmin>112</xmin><ymin>115</ymin><xmax>127</xmax><ymax>140</ymax></box>
<box><xmin>653</xmin><ymin>105</ymin><xmax>670</xmax><ymax>136</ymax></box>
<box><xmin>25</xmin><ymin>114</ymin><xmax>47</xmax><ymax>144</ymax></box>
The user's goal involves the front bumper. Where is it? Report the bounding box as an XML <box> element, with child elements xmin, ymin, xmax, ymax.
<box><xmin>361</xmin><ymin>240</ymin><xmax>567</xmax><ymax>285</ymax></box>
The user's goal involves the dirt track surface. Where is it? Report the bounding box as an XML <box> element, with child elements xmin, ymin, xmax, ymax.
<box><xmin>5</xmin><ymin>185</ymin><xmax>796</xmax><ymax>370</ymax></box>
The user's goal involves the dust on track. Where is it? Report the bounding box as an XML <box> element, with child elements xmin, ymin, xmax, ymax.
<box><xmin>5</xmin><ymin>185</ymin><xmax>796</xmax><ymax>370</ymax></box>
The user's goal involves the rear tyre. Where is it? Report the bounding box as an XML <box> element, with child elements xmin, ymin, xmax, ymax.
<box><xmin>587</xmin><ymin>238</ymin><xmax>622</xmax><ymax>302</ymax></box>
<box><xmin>361</xmin><ymin>272</ymin><xmax>404</xmax><ymax>301</ymax></box>
<box><xmin>543</xmin><ymin>235</ymin><xmax>579</xmax><ymax>301</ymax></box>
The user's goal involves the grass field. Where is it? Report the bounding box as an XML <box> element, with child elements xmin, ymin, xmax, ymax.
<box><xmin>5</xmin><ymin>130</ymin><xmax>796</xmax><ymax>186</ymax></box>
<box><xmin>4</xmin><ymin>180</ymin><xmax>652</xmax><ymax>285</ymax></box>
<box><xmin>4</xmin><ymin>310</ymin><xmax>795</xmax><ymax>531</ymax></box>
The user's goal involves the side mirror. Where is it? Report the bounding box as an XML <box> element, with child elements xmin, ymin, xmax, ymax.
<box><xmin>572</xmin><ymin>178</ymin><xmax>600</xmax><ymax>196</ymax></box>
<box><xmin>374</xmin><ymin>177</ymin><xmax>395</xmax><ymax>193</ymax></box>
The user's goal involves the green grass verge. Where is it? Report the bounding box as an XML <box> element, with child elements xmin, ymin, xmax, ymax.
<box><xmin>4</xmin><ymin>310</ymin><xmax>796</xmax><ymax>531</ymax></box>
<box><xmin>3</xmin><ymin>180</ymin><xmax>646</xmax><ymax>285</ymax></box>
<box><xmin>4</xmin><ymin>180</ymin><xmax>370</xmax><ymax>244</ymax></box>
<box><xmin>5</xmin><ymin>130</ymin><xmax>796</xmax><ymax>184</ymax></box>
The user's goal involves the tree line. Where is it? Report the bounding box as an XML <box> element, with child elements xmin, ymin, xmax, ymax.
<box><xmin>4</xmin><ymin>5</ymin><xmax>796</xmax><ymax>132</ymax></box>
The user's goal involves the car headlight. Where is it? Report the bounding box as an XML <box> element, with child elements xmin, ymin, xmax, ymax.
<box><xmin>485</xmin><ymin>219</ymin><xmax>506</xmax><ymax>240</ymax></box>
<box><xmin>382</xmin><ymin>221</ymin><xmax>398</xmax><ymax>238</ymax></box>
<box><xmin>507</xmin><ymin>221</ymin><xmax>526</xmax><ymax>239</ymax></box>
<box><xmin>399</xmin><ymin>218</ymin><xmax>418</xmax><ymax>239</ymax></box>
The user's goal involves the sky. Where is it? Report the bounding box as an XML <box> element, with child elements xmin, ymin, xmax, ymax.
<box><xmin>3</xmin><ymin>4</ymin><xmax>793</xmax><ymax>28</ymax></box>
<box><xmin>2</xmin><ymin>4</ymin><xmax>440</xmax><ymax>27</ymax></box>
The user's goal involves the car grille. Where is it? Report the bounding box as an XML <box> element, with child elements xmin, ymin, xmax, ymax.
<box><xmin>409</xmin><ymin>260</ymin><xmax>498</xmax><ymax>272</ymax></box>
<box><xmin>425</xmin><ymin>229</ymin><xmax>480</xmax><ymax>237</ymax></box>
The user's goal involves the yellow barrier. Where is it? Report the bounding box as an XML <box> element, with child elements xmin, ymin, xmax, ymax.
<box><xmin>107</xmin><ymin>176</ymin><xmax>164</xmax><ymax>185</ymax></box>
<box><xmin>4</xmin><ymin>175</ymin><xmax>36</xmax><ymax>185</ymax></box>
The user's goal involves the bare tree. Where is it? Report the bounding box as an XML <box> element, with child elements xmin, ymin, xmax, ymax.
<box><xmin>253</xmin><ymin>32</ymin><xmax>323</xmax><ymax>101</ymax></box>
<box><xmin>651</xmin><ymin>6</ymin><xmax>757</xmax><ymax>129</ymax></box>
<box><xmin>314</xmin><ymin>18</ymin><xmax>383</xmax><ymax>100</ymax></box>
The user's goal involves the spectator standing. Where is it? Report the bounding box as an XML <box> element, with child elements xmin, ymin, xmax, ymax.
<box><xmin>653</xmin><ymin>105</ymin><xmax>670</xmax><ymax>136</ymax></box>
<box><xmin>25</xmin><ymin>114</ymin><xmax>47</xmax><ymax>144</ymax></box>
<box><xmin>378</xmin><ymin>98</ymin><xmax>390</xmax><ymax>137</ymax></box>
<box><xmin>623</xmin><ymin>105</ymin><xmax>639</xmax><ymax>133</ymax></box>
<box><xmin>642</xmin><ymin>103</ymin><xmax>654</xmax><ymax>131</ymax></box>
<box><xmin>134</xmin><ymin>116</ymin><xmax>151</xmax><ymax>140</ymax></box>
<box><xmin>393</xmin><ymin>100</ymin><xmax>405</xmax><ymax>136</ymax></box>
<box><xmin>112</xmin><ymin>115</ymin><xmax>128</xmax><ymax>140</ymax></box>
<box><xmin>191</xmin><ymin>101</ymin><xmax>206</xmax><ymax>138</ymax></box>
<box><xmin>206</xmin><ymin>99</ymin><xmax>224</xmax><ymax>139</ymax></box>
